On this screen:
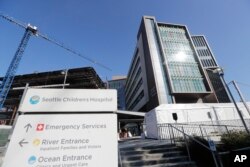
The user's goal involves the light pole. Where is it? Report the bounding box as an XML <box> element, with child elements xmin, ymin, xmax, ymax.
<box><xmin>225</xmin><ymin>83</ymin><xmax>249</xmax><ymax>133</ymax></box>
<box><xmin>231</xmin><ymin>80</ymin><xmax>250</xmax><ymax>117</ymax></box>
<box><xmin>213</xmin><ymin>68</ymin><xmax>249</xmax><ymax>134</ymax></box>
<box><xmin>61</xmin><ymin>69</ymin><xmax>68</xmax><ymax>89</ymax></box>
<box><xmin>208</xmin><ymin>68</ymin><xmax>250</xmax><ymax>133</ymax></box>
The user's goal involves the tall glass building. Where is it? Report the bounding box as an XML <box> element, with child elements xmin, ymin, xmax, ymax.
<box><xmin>125</xmin><ymin>16</ymin><xmax>217</xmax><ymax>112</ymax></box>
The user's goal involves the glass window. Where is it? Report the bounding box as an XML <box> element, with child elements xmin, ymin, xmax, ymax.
<box><xmin>159</xmin><ymin>25</ymin><xmax>207</xmax><ymax>93</ymax></box>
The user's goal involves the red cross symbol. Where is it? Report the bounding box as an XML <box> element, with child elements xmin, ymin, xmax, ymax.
<box><xmin>36</xmin><ymin>124</ymin><xmax>45</xmax><ymax>131</ymax></box>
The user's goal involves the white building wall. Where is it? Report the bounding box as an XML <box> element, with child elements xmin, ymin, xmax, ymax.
<box><xmin>145</xmin><ymin>103</ymin><xmax>250</xmax><ymax>139</ymax></box>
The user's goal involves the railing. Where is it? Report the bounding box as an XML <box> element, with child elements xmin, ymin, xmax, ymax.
<box><xmin>159</xmin><ymin>124</ymin><xmax>221</xmax><ymax>167</ymax></box>
<box><xmin>188</xmin><ymin>119</ymin><xmax>250</xmax><ymax>131</ymax></box>
<box><xmin>218</xmin><ymin>147</ymin><xmax>250</xmax><ymax>167</ymax></box>
<box><xmin>154</xmin><ymin>123</ymin><xmax>249</xmax><ymax>167</ymax></box>
<box><xmin>157</xmin><ymin>123</ymin><xmax>245</xmax><ymax>140</ymax></box>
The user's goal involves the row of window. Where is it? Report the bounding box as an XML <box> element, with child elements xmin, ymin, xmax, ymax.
<box><xmin>161</xmin><ymin>36</ymin><xmax>189</xmax><ymax>44</ymax></box>
<box><xmin>159</xmin><ymin>26</ymin><xmax>186</xmax><ymax>33</ymax></box>
<box><xmin>159</xmin><ymin>27</ymin><xmax>186</xmax><ymax>40</ymax></box>
<box><xmin>203</xmin><ymin>59</ymin><xmax>215</xmax><ymax>67</ymax></box>
<box><xmin>131</xmin><ymin>57</ymin><xmax>140</xmax><ymax>78</ymax></box>
<box><xmin>163</xmin><ymin>41</ymin><xmax>192</xmax><ymax>52</ymax></box>
<box><xmin>201</xmin><ymin>59</ymin><xmax>216</xmax><ymax>67</ymax></box>
<box><xmin>197</xmin><ymin>49</ymin><xmax>211</xmax><ymax>57</ymax></box>
<box><xmin>162</xmin><ymin>39</ymin><xmax>190</xmax><ymax>47</ymax></box>
<box><xmin>192</xmin><ymin>36</ymin><xmax>207</xmax><ymax>47</ymax></box>
<box><xmin>127</xmin><ymin>49</ymin><xmax>139</xmax><ymax>77</ymax></box>
<box><xmin>167</xmin><ymin>61</ymin><xmax>198</xmax><ymax>66</ymax></box>
<box><xmin>165</xmin><ymin>52</ymin><xmax>196</xmax><ymax>63</ymax></box>
<box><xmin>125</xmin><ymin>56</ymin><xmax>140</xmax><ymax>95</ymax></box>
<box><xmin>164</xmin><ymin>49</ymin><xmax>193</xmax><ymax>56</ymax></box>
<box><xmin>125</xmin><ymin>78</ymin><xmax>143</xmax><ymax>107</ymax></box>
<box><xmin>128</xmin><ymin>90</ymin><xmax>144</xmax><ymax>110</ymax></box>
<box><xmin>125</xmin><ymin>67</ymin><xmax>142</xmax><ymax>98</ymax></box>
<box><xmin>159</xmin><ymin>27</ymin><xmax>187</xmax><ymax>39</ymax></box>
<box><xmin>168</xmin><ymin>63</ymin><xmax>202</xmax><ymax>78</ymax></box>
<box><xmin>172</xmin><ymin>78</ymin><xmax>206</xmax><ymax>93</ymax></box>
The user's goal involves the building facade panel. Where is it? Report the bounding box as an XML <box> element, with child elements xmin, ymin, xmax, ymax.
<box><xmin>158</xmin><ymin>25</ymin><xmax>208</xmax><ymax>93</ymax></box>
<box><xmin>125</xmin><ymin>33</ymin><xmax>150</xmax><ymax>111</ymax></box>
<box><xmin>192</xmin><ymin>36</ymin><xmax>219</xmax><ymax>68</ymax></box>
<box><xmin>144</xmin><ymin>17</ymin><xmax>173</xmax><ymax>104</ymax></box>
<box><xmin>192</xmin><ymin>35</ymin><xmax>231</xmax><ymax>103</ymax></box>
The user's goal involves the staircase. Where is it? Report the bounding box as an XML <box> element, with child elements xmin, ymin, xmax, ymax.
<box><xmin>119</xmin><ymin>138</ymin><xmax>197</xmax><ymax>167</ymax></box>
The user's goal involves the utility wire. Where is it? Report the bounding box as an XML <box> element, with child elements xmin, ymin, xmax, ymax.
<box><xmin>235</xmin><ymin>81</ymin><xmax>250</xmax><ymax>88</ymax></box>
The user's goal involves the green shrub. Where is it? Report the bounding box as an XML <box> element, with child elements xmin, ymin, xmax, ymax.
<box><xmin>221</xmin><ymin>131</ymin><xmax>250</xmax><ymax>150</ymax></box>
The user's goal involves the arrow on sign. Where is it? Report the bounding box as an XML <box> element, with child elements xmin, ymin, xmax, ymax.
<box><xmin>24</xmin><ymin>123</ymin><xmax>32</xmax><ymax>132</ymax></box>
<box><xmin>19</xmin><ymin>139</ymin><xmax>29</xmax><ymax>147</ymax></box>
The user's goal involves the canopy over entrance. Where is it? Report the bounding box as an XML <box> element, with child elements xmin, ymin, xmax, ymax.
<box><xmin>117</xmin><ymin>110</ymin><xmax>145</xmax><ymax>136</ymax></box>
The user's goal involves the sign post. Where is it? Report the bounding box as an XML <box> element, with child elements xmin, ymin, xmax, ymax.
<box><xmin>2</xmin><ymin>88</ymin><xmax>118</xmax><ymax>167</ymax></box>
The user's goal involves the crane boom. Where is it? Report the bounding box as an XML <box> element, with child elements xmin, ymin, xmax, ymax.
<box><xmin>0</xmin><ymin>13</ymin><xmax>26</xmax><ymax>29</ymax></box>
<box><xmin>0</xmin><ymin>25</ymin><xmax>37</xmax><ymax>109</ymax></box>
<box><xmin>0</xmin><ymin>13</ymin><xmax>111</xmax><ymax>71</ymax></box>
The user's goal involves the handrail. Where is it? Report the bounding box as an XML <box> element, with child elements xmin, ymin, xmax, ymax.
<box><xmin>157</xmin><ymin>122</ymin><xmax>249</xmax><ymax>141</ymax></box>
<box><xmin>164</xmin><ymin>124</ymin><xmax>220</xmax><ymax>167</ymax></box>
<box><xmin>234</xmin><ymin>146</ymin><xmax>250</xmax><ymax>151</ymax></box>
<box><xmin>156</xmin><ymin>123</ymin><xmax>249</xmax><ymax>167</ymax></box>
<box><xmin>219</xmin><ymin>147</ymin><xmax>250</xmax><ymax>155</ymax></box>
<box><xmin>168</xmin><ymin>124</ymin><xmax>211</xmax><ymax>151</ymax></box>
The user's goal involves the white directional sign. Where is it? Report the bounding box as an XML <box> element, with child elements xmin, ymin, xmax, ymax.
<box><xmin>18</xmin><ymin>88</ymin><xmax>117</xmax><ymax>112</ymax></box>
<box><xmin>2</xmin><ymin>114</ymin><xmax>118</xmax><ymax>167</ymax></box>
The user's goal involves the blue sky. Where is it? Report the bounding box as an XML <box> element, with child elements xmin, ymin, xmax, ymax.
<box><xmin>1</xmin><ymin>0</ymin><xmax>250</xmax><ymax>100</ymax></box>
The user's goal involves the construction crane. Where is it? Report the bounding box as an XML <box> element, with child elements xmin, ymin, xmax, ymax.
<box><xmin>0</xmin><ymin>13</ymin><xmax>111</xmax><ymax>110</ymax></box>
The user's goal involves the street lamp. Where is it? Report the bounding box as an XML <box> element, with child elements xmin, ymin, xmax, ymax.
<box><xmin>61</xmin><ymin>69</ymin><xmax>68</xmax><ymax>89</ymax></box>
<box><xmin>208</xmin><ymin>68</ymin><xmax>249</xmax><ymax>134</ymax></box>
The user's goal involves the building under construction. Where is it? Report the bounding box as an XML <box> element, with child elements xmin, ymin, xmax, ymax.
<box><xmin>0</xmin><ymin>67</ymin><xmax>105</xmax><ymax>124</ymax></box>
